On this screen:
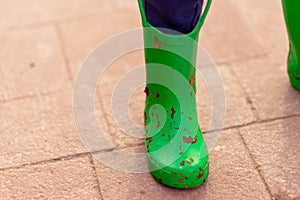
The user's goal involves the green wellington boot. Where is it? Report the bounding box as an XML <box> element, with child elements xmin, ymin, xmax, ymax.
<box><xmin>138</xmin><ymin>0</ymin><xmax>212</xmax><ymax>189</ymax></box>
<box><xmin>282</xmin><ymin>0</ymin><xmax>300</xmax><ymax>91</ymax></box>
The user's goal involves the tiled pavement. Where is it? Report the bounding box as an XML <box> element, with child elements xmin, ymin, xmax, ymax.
<box><xmin>0</xmin><ymin>0</ymin><xmax>299</xmax><ymax>200</ymax></box>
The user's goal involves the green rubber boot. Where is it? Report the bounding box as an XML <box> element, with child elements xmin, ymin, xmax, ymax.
<box><xmin>282</xmin><ymin>0</ymin><xmax>300</xmax><ymax>91</ymax></box>
<box><xmin>138</xmin><ymin>0</ymin><xmax>212</xmax><ymax>189</ymax></box>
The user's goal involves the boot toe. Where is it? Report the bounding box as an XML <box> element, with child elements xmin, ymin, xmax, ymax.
<box><xmin>147</xmin><ymin>146</ymin><xmax>209</xmax><ymax>189</ymax></box>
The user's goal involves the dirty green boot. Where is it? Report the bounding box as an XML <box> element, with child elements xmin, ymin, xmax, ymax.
<box><xmin>138</xmin><ymin>0</ymin><xmax>212</xmax><ymax>189</ymax></box>
<box><xmin>282</xmin><ymin>0</ymin><xmax>300</xmax><ymax>91</ymax></box>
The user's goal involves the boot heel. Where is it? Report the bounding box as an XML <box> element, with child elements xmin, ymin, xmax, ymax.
<box><xmin>289</xmin><ymin>72</ymin><xmax>300</xmax><ymax>91</ymax></box>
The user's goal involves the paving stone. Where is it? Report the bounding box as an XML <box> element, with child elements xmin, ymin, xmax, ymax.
<box><xmin>58</xmin><ymin>0</ymin><xmax>141</xmax><ymax>79</ymax></box>
<box><xmin>0</xmin><ymin>156</ymin><xmax>100</xmax><ymax>200</ymax></box>
<box><xmin>231</xmin><ymin>52</ymin><xmax>300</xmax><ymax>120</ymax></box>
<box><xmin>95</xmin><ymin>98</ymin><xmax>144</xmax><ymax>148</ymax></box>
<box><xmin>231</xmin><ymin>0</ymin><xmax>288</xmax><ymax>54</ymax></box>
<box><xmin>201</xmin><ymin>0</ymin><xmax>288</xmax><ymax>64</ymax></box>
<box><xmin>0</xmin><ymin>26</ymin><xmax>69</xmax><ymax>101</ymax></box>
<box><xmin>92</xmin><ymin>129</ymin><xmax>271</xmax><ymax>200</ymax></box>
<box><xmin>0</xmin><ymin>90</ymin><xmax>87</xmax><ymax>169</ymax></box>
<box><xmin>92</xmin><ymin>50</ymin><xmax>146</xmax><ymax>147</ymax></box>
<box><xmin>201</xmin><ymin>0</ymin><xmax>267</xmax><ymax>63</ymax></box>
<box><xmin>197</xmin><ymin>66</ymin><xmax>257</xmax><ymax>132</ymax></box>
<box><xmin>240</xmin><ymin>116</ymin><xmax>300</xmax><ymax>199</ymax></box>
<box><xmin>0</xmin><ymin>0</ymin><xmax>101</xmax><ymax>29</ymax></box>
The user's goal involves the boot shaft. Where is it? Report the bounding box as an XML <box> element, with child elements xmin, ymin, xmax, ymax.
<box><xmin>282</xmin><ymin>0</ymin><xmax>300</xmax><ymax>63</ymax></box>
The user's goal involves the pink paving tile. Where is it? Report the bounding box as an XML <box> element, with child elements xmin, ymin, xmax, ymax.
<box><xmin>58</xmin><ymin>0</ymin><xmax>141</xmax><ymax>80</ymax></box>
<box><xmin>231</xmin><ymin>52</ymin><xmax>300</xmax><ymax>120</ymax></box>
<box><xmin>0</xmin><ymin>0</ymin><xmax>101</xmax><ymax>29</ymax></box>
<box><xmin>0</xmin><ymin>26</ymin><xmax>69</xmax><ymax>101</ymax></box>
<box><xmin>240</xmin><ymin>116</ymin><xmax>300</xmax><ymax>199</ymax></box>
<box><xmin>0</xmin><ymin>90</ymin><xmax>87</xmax><ymax>169</ymax></box>
<box><xmin>200</xmin><ymin>0</ymin><xmax>287</xmax><ymax>63</ymax></box>
<box><xmin>0</xmin><ymin>156</ymin><xmax>100</xmax><ymax>199</ymax></box>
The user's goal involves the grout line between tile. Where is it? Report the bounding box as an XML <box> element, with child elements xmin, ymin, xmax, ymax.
<box><xmin>2</xmin><ymin>14</ymin><xmax>98</xmax><ymax>32</ymax></box>
<box><xmin>0</xmin><ymin>88</ymin><xmax>71</xmax><ymax>104</ymax></box>
<box><xmin>0</xmin><ymin>143</ymin><xmax>144</xmax><ymax>173</ymax></box>
<box><xmin>228</xmin><ymin>67</ymin><xmax>262</xmax><ymax>121</ymax></box>
<box><xmin>0</xmin><ymin>94</ymin><xmax>36</xmax><ymax>104</ymax></box>
<box><xmin>97</xmin><ymin>92</ymin><xmax>120</xmax><ymax>145</ymax></box>
<box><xmin>0</xmin><ymin>152</ymin><xmax>90</xmax><ymax>171</ymax></box>
<box><xmin>204</xmin><ymin>112</ymin><xmax>300</xmax><ymax>134</ymax></box>
<box><xmin>214</xmin><ymin>53</ymin><xmax>270</xmax><ymax>67</ymax></box>
<box><xmin>236</xmin><ymin>129</ymin><xmax>274</xmax><ymax>200</ymax></box>
<box><xmin>54</xmin><ymin>23</ymin><xmax>73</xmax><ymax>82</ymax></box>
<box><xmin>89</xmin><ymin>154</ymin><xmax>104</xmax><ymax>200</ymax></box>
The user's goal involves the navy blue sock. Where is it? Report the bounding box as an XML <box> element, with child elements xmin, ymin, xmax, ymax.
<box><xmin>142</xmin><ymin>0</ymin><xmax>204</xmax><ymax>34</ymax></box>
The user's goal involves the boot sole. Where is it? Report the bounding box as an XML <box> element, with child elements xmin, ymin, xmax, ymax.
<box><xmin>148</xmin><ymin>157</ymin><xmax>209</xmax><ymax>189</ymax></box>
